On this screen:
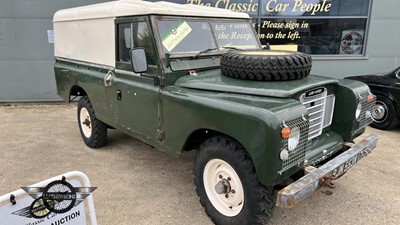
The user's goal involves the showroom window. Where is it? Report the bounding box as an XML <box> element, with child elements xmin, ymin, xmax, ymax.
<box><xmin>150</xmin><ymin>0</ymin><xmax>371</xmax><ymax>56</ymax></box>
<box><xmin>257</xmin><ymin>0</ymin><xmax>371</xmax><ymax>56</ymax></box>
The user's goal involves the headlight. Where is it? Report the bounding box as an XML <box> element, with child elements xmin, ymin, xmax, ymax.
<box><xmin>355</xmin><ymin>102</ymin><xmax>362</xmax><ymax>120</ymax></box>
<box><xmin>288</xmin><ymin>126</ymin><xmax>300</xmax><ymax>150</ymax></box>
<box><xmin>280</xmin><ymin>149</ymin><xmax>289</xmax><ymax>161</ymax></box>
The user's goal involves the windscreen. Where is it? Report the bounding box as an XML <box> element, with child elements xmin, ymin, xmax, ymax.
<box><xmin>157</xmin><ymin>18</ymin><xmax>260</xmax><ymax>54</ymax></box>
<box><xmin>211</xmin><ymin>22</ymin><xmax>259</xmax><ymax>50</ymax></box>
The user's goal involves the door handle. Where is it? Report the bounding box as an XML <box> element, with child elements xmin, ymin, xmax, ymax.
<box><xmin>104</xmin><ymin>70</ymin><xmax>114</xmax><ymax>87</ymax></box>
<box><xmin>117</xmin><ymin>90</ymin><xmax>122</xmax><ymax>101</ymax></box>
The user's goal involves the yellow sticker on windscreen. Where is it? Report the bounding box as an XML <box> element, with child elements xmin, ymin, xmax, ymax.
<box><xmin>162</xmin><ymin>21</ymin><xmax>192</xmax><ymax>52</ymax></box>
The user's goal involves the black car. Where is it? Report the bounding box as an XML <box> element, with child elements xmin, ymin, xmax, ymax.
<box><xmin>345</xmin><ymin>67</ymin><xmax>400</xmax><ymax>130</ymax></box>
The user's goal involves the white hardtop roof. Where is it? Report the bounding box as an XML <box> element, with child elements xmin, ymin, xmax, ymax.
<box><xmin>53</xmin><ymin>0</ymin><xmax>250</xmax><ymax>22</ymax></box>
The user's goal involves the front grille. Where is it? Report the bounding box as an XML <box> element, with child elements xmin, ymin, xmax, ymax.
<box><xmin>359</xmin><ymin>93</ymin><xmax>375</xmax><ymax>127</ymax></box>
<box><xmin>280</xmin><ymin>117</ymin><xmax>310</xmax><ymax>173</ymax></box>
<box><xmin>300</xmin><ymin>87</ymin><xmax>335</xmax><ymax>140</ymax></box>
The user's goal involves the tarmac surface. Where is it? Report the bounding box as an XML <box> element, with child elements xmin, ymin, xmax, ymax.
<box><xmin>0</xmin><ymin>104</ymin><xmax>399</xmax><ymax>225</ymax></box>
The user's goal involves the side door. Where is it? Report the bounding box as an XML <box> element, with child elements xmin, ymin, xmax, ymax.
<box><xmin>111</xmin><ymin>17</ymin><xmax>161</xmax><ymax>143</ymax></box>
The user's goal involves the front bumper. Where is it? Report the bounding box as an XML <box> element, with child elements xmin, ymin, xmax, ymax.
<box><xmin>276</xmin><ymin>134</ymin><xmax>378</xmax><ymax>208</ymax></box>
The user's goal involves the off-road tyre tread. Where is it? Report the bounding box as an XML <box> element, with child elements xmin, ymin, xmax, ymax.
<box><xmin>221</xmin><ymin>50</ymin><xmax>312</xmax><ymax>81</ymax></box>
<box><xmin>194</xmin><ymin>136</ymin><xmax>275</xmax><ymax>225</ymax></box>
<box><xmin>77</xmin><ymin>96</ymin><xmax>108</xmax><ymax>148</ymax></box>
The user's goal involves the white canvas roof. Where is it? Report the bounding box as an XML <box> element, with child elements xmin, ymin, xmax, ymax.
<box><xmin>53</xmin><ymin>0</ymin><xmax>250</xmax><ymax>22</ymax></box>
<box><xmin>53</xmin><ymin>0</ymin><xmax>250</xmax><ymax>67</ymax></box>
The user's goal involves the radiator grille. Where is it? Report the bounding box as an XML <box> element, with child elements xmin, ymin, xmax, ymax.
<box><xmin>359</xmin><ymin>93</ymin><xmax>375</xmax><ymax>127</ymax></box>
<box><xmin>300</xmin><ymin>87</ymin><xmax>330</xmax><ymax>140</ymax></box>
<box><xmin>280</xmin><ymin>117</ymin><xmax>310</xmax><ymax>173</ymax></box>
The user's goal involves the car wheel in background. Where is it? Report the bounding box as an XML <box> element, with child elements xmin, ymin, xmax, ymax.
<box><xmin>370</xmin><ymin>95</ymin><xmax>399</xmax><ymax>130</ymax></box>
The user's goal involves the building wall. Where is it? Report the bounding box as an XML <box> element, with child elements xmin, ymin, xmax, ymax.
<box><xmin>0</xmin><ymin>0</ymin><xmax>399</xmax><ymax>101</ymax></box>
<box><xmin>312</xmin><ymin>0</ymin><xmax>400</xmax><ymax>78</ymax></box>
<box><xmin>0</xmin><ymin>0</ymin><xmax>109</xmax><ymax>102</ymax></box>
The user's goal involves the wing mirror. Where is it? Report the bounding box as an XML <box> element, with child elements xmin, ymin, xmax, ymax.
<box><xmin>130</xmin><ymin>48</ymin><xmax>148</xmax><ymax>74</ymax></box>
<box><xmin>129</xmin><ymin>48</ymin><xmax>160</xmax><ymax>86</ymax></box>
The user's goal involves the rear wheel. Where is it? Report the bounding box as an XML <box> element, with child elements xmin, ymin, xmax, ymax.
<box><xmin>370</xmin><ymin>95</ymin><xmax>399</xmax><ymax>130</ymax></box>
<box><xmin>194</xmin><ymin>136</ymin><xmax>275</xmax><ymax>225</ymax></box>
<box><xmin>77</xmin><ymin>96</ymin><xmax>108</xmax><ymax>148</ymax></box>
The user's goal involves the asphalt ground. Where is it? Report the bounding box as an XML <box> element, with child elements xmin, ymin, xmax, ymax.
<box><xmin>0</xmin><ymin>104</ymin><xmax>399</xmax><ymax>225</ymax></box>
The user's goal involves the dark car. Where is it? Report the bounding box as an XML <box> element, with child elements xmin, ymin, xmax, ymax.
<box><xmin>346</xmin><ymin>67</ymin><xmax>400</xmax><ymax>130</ymax></box>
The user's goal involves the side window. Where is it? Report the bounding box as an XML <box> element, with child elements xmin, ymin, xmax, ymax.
<box><xmin>117</xmin><ymin>21</ymin><xmax>157</xmax><ymax>66</ymax></box>
<box><xmin>117</xmin><ymin>23</ymin><xmax>131</xmax><ymax>62</ymax></box>
<box><xmin>133</xmin><ymin>22</ymin><xmax>157</xmax><ymax>66</ymax></box>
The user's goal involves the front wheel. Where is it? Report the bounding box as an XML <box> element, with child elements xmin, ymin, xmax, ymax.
<box><xmin>194</xmin><ymin>136</ymin><xmax>275</xmax><ymax>225</ymax></box>
<box><xmin>77</xmin><ymin>96</ymin><xmax>108</xmax><ymax>148</ymax></box>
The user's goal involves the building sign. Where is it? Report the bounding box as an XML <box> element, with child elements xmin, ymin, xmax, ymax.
<box><xmin>151</xmin><ymin>0</ymin><xmax>370</xmax><ymax>56</ymax></box>
<box><xmin>47</xmin><ymin>30</ymin><xmax>54</xmax><ymax>44</ymax></box>
<box><xmin>262</xmin><ymin>0</ymin><xmax>332</xmax><ymax>16</ymax></box>
<box><xmin>0</xmin><ymin>173</ymin><xmax>97</xmax><ymax>225</ymax></box>
<box><xmin>0</xmin><ymin>197</ymin><xmax>86</xmax><ymax>225</ymax></box>
<box><xmin>186</xmin><ymin>0</ymin><xmax>259</xmax><ymax>16</ymax></box>
<box><xmin>0</xmin><ymin>180</ymin><xmax>89</xmax><ymax>225</ymax></box>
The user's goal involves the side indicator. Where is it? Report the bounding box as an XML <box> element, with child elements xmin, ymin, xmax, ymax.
<box><xmin>367</xmin><ymin>94</ymin><xmax>375</xmax><ymax>102</ymax></box>
<box><xmin>281</xmin><ymin>127</ymin><xmax>291</xmax><ymax>139</ymax></box>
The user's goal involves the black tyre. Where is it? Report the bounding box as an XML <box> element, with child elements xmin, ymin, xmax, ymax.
<box><xmin>77</xmin><ymin>96</ymin><xmax>108</xmax><ymax>148</ymax></box>
<box><xmin>194</xmin><ymin>136</ymin><xmax>275</xmax><ymax>225</ymax></box>
<box><xmin>220</xmin><ymin>50</ymin><xmax>312</xmax><ymax>81</ymax></box>
<box><xmin>370</xmin><ymin>95</ymin><xmax>399</xmax><ymax>130</ymax></box>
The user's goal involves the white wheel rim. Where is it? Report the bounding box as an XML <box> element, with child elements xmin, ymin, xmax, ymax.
<box><xmin>203</xmin><ymin>159</ymin><xmax>244</xmax><ymax>217</ymax></box>
<box><xmin>79</xmin><ymin>107</ymin><xmax>92</xmax><ymax>138</ymax></box>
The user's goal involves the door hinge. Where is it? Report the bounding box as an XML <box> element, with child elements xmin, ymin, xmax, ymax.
<box><xmin>157</xmin><ymin>129</ymin><xmax>165</xmax><ymax>141</ymax></box>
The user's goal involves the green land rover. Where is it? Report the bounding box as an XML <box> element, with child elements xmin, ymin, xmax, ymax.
<box><xmin>53</xmin><ymin>0</ymin><xmax>378</xmax><ymax>224</ymax></box>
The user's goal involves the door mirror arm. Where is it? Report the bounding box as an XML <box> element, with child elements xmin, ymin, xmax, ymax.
<box><xmin>141</xmin><ymin>74</ymin><xmax>160</xmax><ymax>86</ymax></box>
<box><xmin>130</xmin><ymin>48</ymin><xmax>160</xmax><ymax>86</ymax></box>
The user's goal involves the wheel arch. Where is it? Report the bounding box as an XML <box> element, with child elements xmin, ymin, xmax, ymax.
<box><xmin>69</xmin><ymin>85</ymin><xmax>88</xmax><ymax>102</ymax></box>
<box><xmin>179</xmin><ymin>125</ymin><xmax>279</xmax><ymax>187</ymax></box>
<box><xmin>183</xmin><ymin>129</ymin><xmax>240</xmax><ymax>152</ymax></box>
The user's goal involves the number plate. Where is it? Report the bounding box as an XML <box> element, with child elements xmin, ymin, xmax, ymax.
<box><xmin>330</xmin><ymin>154</ymin><xmax>359</xmax><ymax>178</ymax></box>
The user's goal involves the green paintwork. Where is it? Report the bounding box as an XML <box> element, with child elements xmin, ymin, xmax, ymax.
<box><xmin>332</xmin><ymin>79</ymin><xmax>371</xmax><ymax>140</ymax></box>
<box><xmin>162</xmin><ymin>86</ymin><xmax>305</xmax><ymax>185</ymax></box>
<box><xmin>175</xmin><ymin>69</ymin><xmax>339</xmax><ymax>98</ymax></box>
<box><xmin>54</xmin><ymin>15</ymin><xmax>373</xmax><ymax>187</ymax></box>
<box><xmin>55</xmin><ymin>59</ymin><xmax>370</xmax><ymax>186</ymax></box>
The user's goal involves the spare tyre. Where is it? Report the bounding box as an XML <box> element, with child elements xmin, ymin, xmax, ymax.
<box><xmin>220</xmin><ymin>50</ymin><xmax>312</xmax><ymax>81</ymax></box>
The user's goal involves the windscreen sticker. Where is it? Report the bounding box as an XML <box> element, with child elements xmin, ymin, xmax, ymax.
<box><xmin>161</xmin><ymin>21</ymin><xmax>192</xmax><ymax>52</ymax></box>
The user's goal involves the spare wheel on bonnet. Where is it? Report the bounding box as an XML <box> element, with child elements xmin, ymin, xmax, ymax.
<box><xmin>220</xmin><ymin>50</ymin><xmax>312</xmax><ymax>81</ymax></box>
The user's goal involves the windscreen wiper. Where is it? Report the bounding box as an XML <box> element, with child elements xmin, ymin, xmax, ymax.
<box><xmin>222</xmin><ymin>46</ymin><xmax>243</xmax><ymax>50</ymax></box>
<box><xmin>194</xmin><ymin>48</ymin><xmax>217</xmax><ymax>58</ymax></box>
